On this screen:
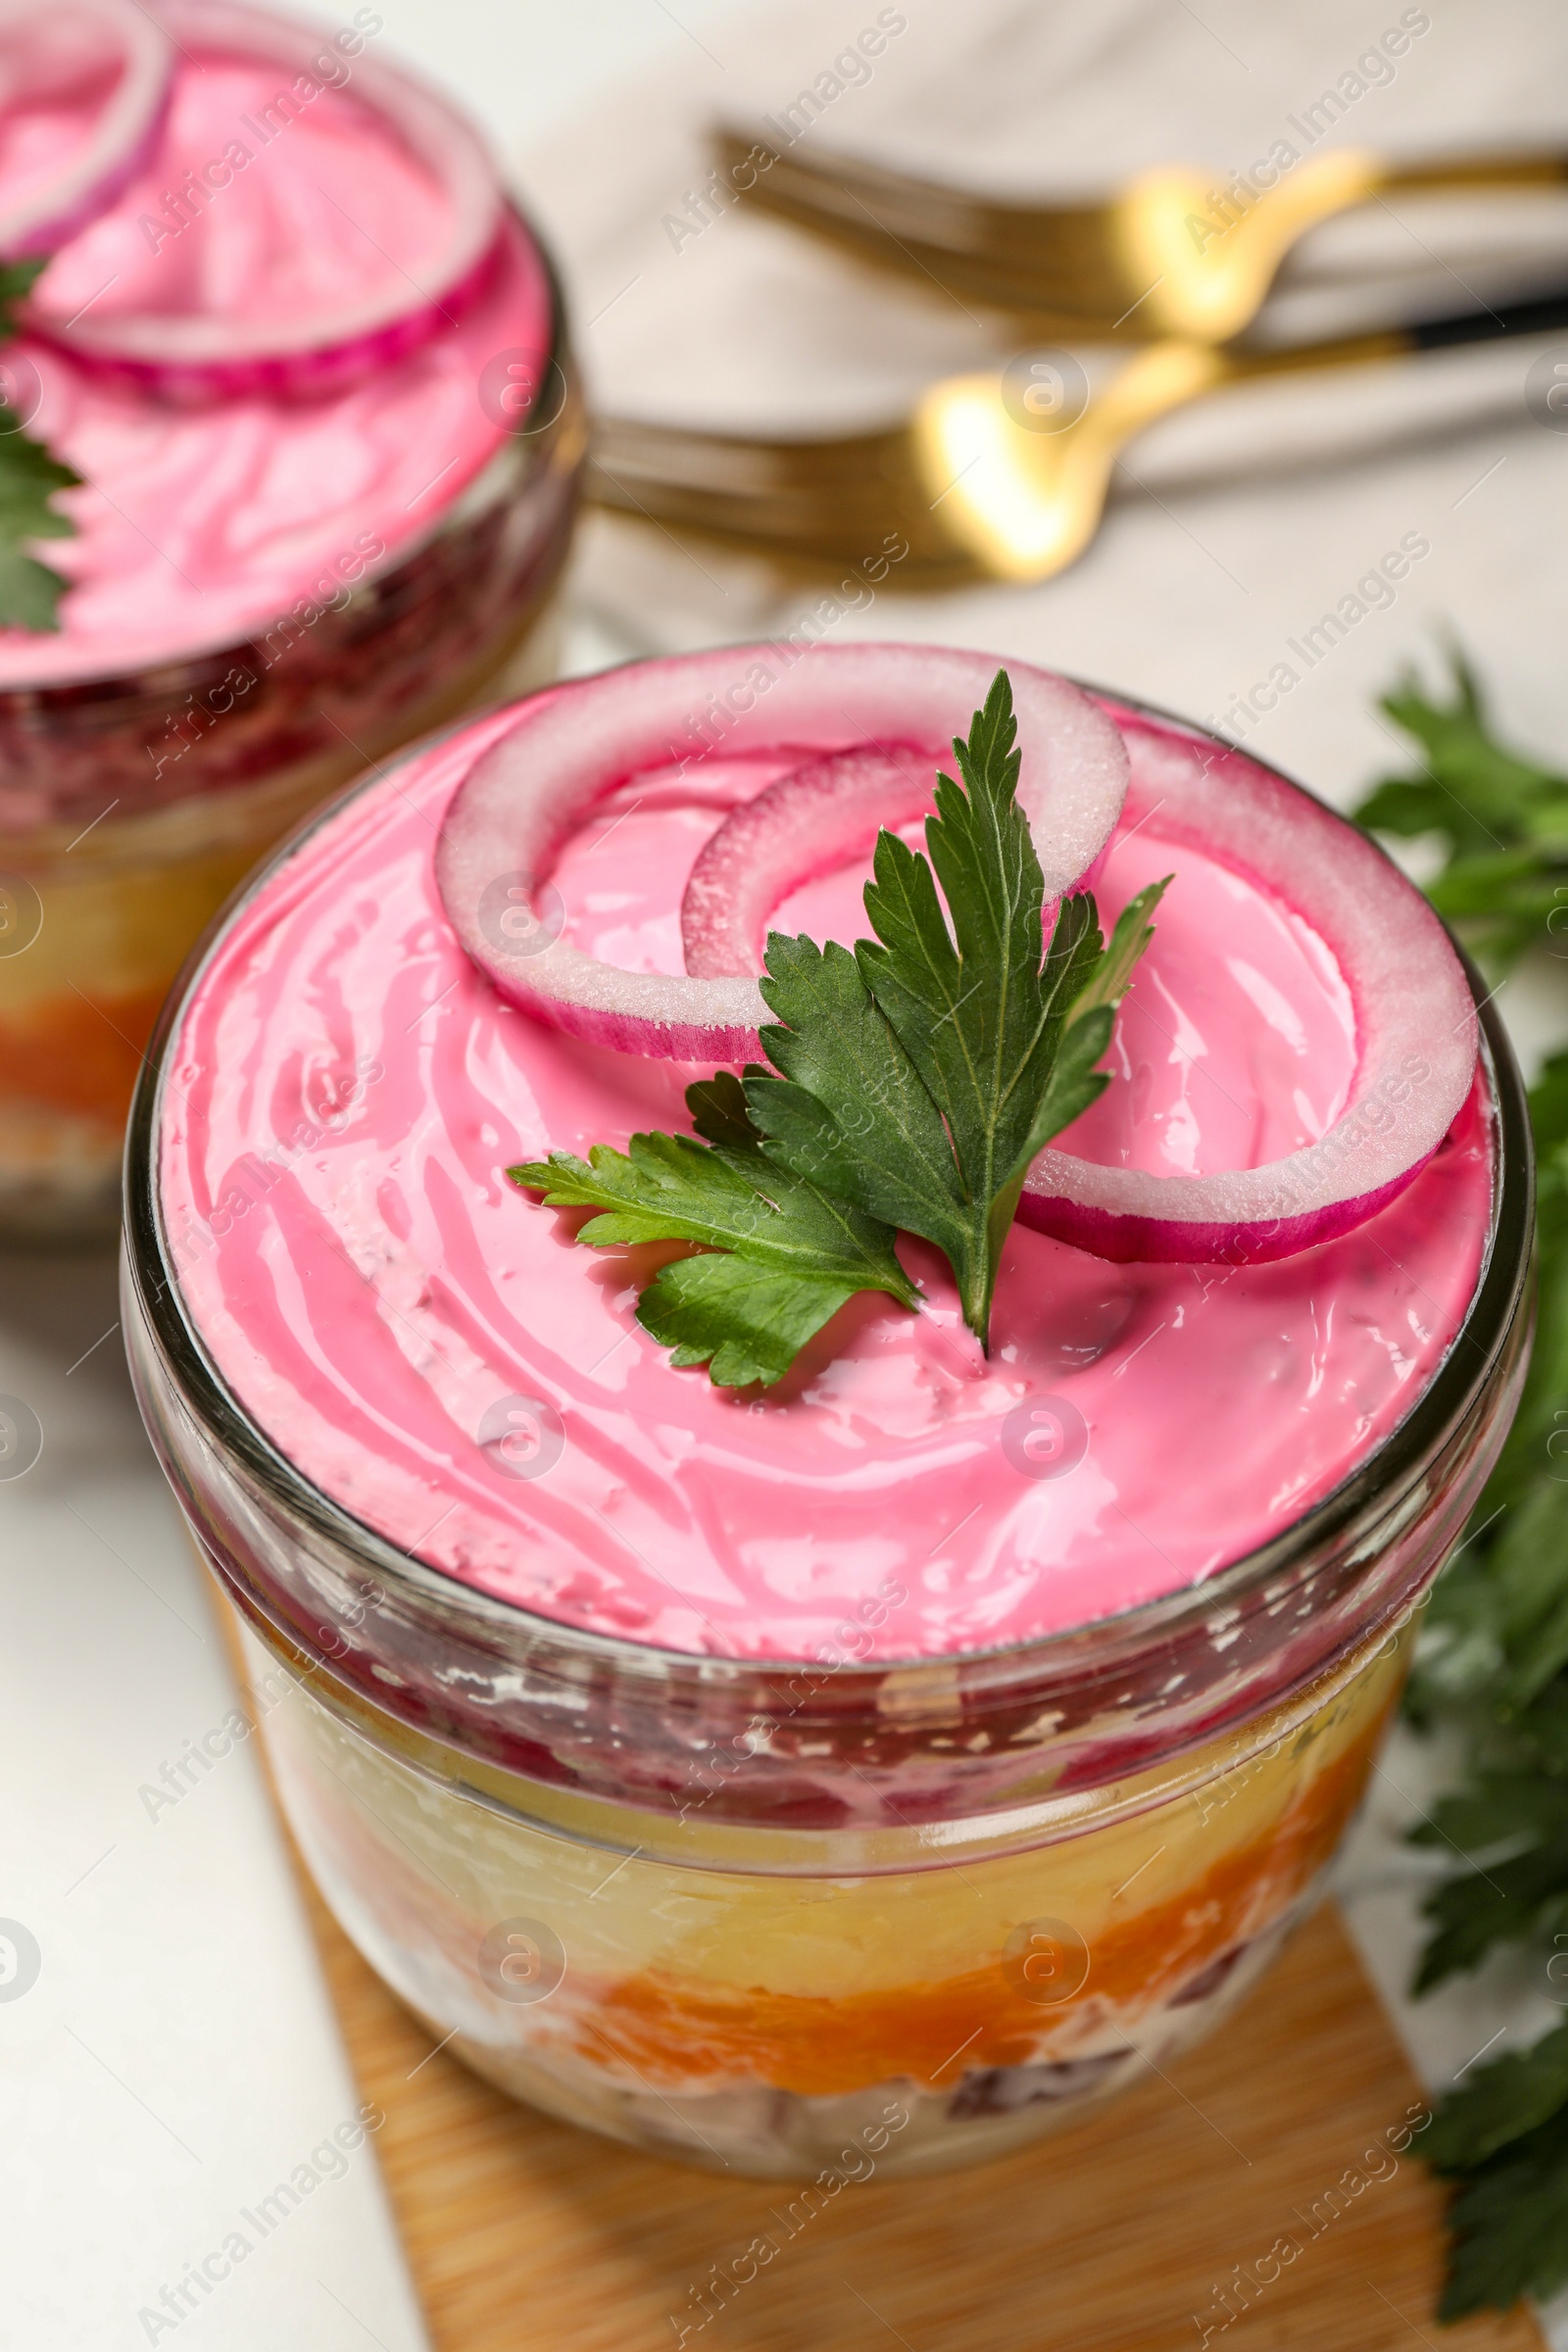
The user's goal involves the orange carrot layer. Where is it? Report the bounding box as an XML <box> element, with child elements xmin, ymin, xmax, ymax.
<box><xmin>0</xmin><ymin>984</ymin><xmax>171</xmax><ymax>1118</ymax></box>
<box><xmin>578</xmin><ymin>1720</ymin><xmax>1386</xmax><ymax>2097</ymax></box>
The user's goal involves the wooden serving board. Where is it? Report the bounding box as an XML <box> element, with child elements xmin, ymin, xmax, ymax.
<box><xmin>292</xmin><ymin>1869</ymin><xmax>1544</xmax><ymax>2352</ymax></box>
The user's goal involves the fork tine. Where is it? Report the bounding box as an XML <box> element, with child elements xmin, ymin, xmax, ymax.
<box><xmin>586</xmin><ymin>415</ymin><xmax>970</xmax><ymax>572</ymax></box>
<box><xmin>711</xmin><ymin>128</ymin><xmax>1568</xmax><ymax>332</ymax></box>
<box><xmin>711</xmin><ymin>127</ymin><xmax>1130</xmax><ymax>319</ymax></box>
<box><xmin>712</xmin><ymin>128</ymin><xmax>1114</xmax><ymax>264</ymax></box>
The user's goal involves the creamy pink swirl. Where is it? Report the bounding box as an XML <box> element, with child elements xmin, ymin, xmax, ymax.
<box><xmin>157</xmin><ymin>700</ymin><xmax>1494</xmax><ymax>1662</ymax></box>
<box><xmin>0</xmin><ymin>36</ymin><xmax>550</xmax><ymax>681</ymax></box>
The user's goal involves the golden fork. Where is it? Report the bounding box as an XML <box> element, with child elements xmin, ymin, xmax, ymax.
<box><xmin>587</xmin><ymin>280</ymin><xmax>1568</xmax><ymax>585</ymax></box>
<box><xmin>587</xmin><ymin>412</ymin><xmax>965</xmax><ymax>576</ymax></box>
<box><xmin>709</xmin><ymin>130</ymin><xmax>1568</xmax><ymax>343</ymax></box>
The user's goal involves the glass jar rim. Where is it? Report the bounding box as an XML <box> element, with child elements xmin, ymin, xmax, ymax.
<box><xmin>123</xmin><ymin>672</ymin><xmax>1535</xmax><ymax>1702</ymax></box>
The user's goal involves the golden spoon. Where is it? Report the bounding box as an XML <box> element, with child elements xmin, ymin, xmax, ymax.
<box><xmin>913</xmin><ymin>283</ymin><xmax>1565</xmax><ymax>581</ymax></box>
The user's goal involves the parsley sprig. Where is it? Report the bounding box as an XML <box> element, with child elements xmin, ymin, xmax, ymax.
<box><xmin>514</xmin><ymin>670</ymin><xmax>1166</xmax><ymax>1387</ymax></box>
<box><xmin>1352</xmin><ymin>656</ymin><xmax>1568</xmax><ymax>2321</ymax></box>
<box><xmin>0</xmin><ymin>258</ymin><xmax>79</xmax><ymax>632</ymax></box>
<box><xmin>516</xmin><ymin>1069</ymin><xmax>918</xmax><ymax>1392</ymax></box>
<box><xmin>1356</xmin><ymin>650</ymin><xmax>1568</xmax><ymax>975</ymax></box>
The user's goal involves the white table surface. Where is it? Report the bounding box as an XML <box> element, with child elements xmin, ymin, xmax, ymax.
<box><xmin>6</xmin><ymin>2</ymin><xmax>1568</xmax><ymax>2344</ymax></box>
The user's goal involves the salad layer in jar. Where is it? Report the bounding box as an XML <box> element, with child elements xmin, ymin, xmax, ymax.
<box><xmin>137</xmin><ymin>642</ymin><xmax>1523</xmax><ymax>2171</ymax></box>
<box><xmin>0</xmin><ymin>0</ymin><xmax>580</xmax><ymax>1235</ymax></box>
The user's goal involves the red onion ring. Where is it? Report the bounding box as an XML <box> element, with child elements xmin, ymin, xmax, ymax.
<box><xmin>1017</xmin><ymin>703</ymin><xmax>1480</xmax><ymax>1264</ymax></box>
<box><xmin>681</xmin><ymin>746</ymin><xmax>934</xmax><ymax>978</ymax></box>
<box><xmin>436</xmin><ymin>644</ymin><xmax>1131</xmax><ymax>1062</ymax></box>
<box><xmin>0</xmin><ymin>0</ymin><xmax>172</xmax><ymax>259</ymax></box>
<box><xmin>26</xmin><ymin>0</ymin><xmax>504</xmax><ymax>404</ymax></box>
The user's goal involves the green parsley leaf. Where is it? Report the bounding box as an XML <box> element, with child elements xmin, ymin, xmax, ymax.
<box><xmin>1353</xmin><ymin>650</ymin><xmax>1568</xmax><ymax>972</ymax></box>
<box><xmin>510</xmin><ymin>670</ymin><xmax>1163</xmax><ymax>1385</ymax></box>
<box><xmin>0</xmin><ymin>429</ymin><xmax>82</xmax><ymax>631</ymax></box>
<box><xmin>0</xmin><ymin>255</ymin><xmax>79</xmax><ymax>633</ymax></box>
<box><xmin>636</xmin><ymin>1253</ymin><xmax>875</xmax><ymax>1391</ymax></box>
<box><xmin>1411</xmin><ymin>1833</ymin><xmax>1568</xmax><ymax>1993</ymax></box>
<box><xmin>742</xmin><ymin>928</ymin><xmax>973</xmax><ymax>1290</ymax></box>
<box><xmin>752</xmin><ymin>669</ymin><xmax>1168</xmax><ymax>1344</ymax></box>
<box><xmin>1407</xmin><ymin>1770</ymin><xmax>1568</xmax><ymax>1863</ymax></box>
<box><xmin>1358</xmin><ymin>653</ymin><xmax>1566</xmax><ymax>846</ymax></box>
<box><xmin>510</xmin><ymin>1070</ymin><xmax>918</xmax><ymax>1389</ymax></box>
<box><xmin>1425</xmin><ymin>2024</ymin><xmax>1568</xmax><ymax>2175</ymax></box>
<box><xmin>0</xmin><ymin>259</ymin><xmax>47</xmax><ymax>337</ymax></box>
<box><xmin>1355</xmin><ymin>650</ymin><xmax>1568</xmax><ymax>2315</ymax></box>
<box><xmin>1439</xmin><ymin>2107</ymin><xmax>1568</xmax><ymax>2320</ymax></box>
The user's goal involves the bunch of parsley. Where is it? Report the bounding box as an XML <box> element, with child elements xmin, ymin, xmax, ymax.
<box><xmin>514</xmin><ymin>670</ymin><xmax>1165</xmax><ymax>1388</ymax></box>
<box><xmin>1352</xmin><ymin>655</ymin><xmax>1568</xmax><ymax>2322</ymax></box>
<box><xmin>0</xmin><ymin>258</ymin><xmax>78</xmax><ymax>630</ymax></box>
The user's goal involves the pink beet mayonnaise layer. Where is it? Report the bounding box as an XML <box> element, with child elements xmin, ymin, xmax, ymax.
<box><xmin>157</xmin><ymin>694</ymin><xmax>1496</xmax><ymax>1662</ymax></box>
<box><xmin>0</xmin><ymin>29</ymin><xmax>549</xmax><ymax>683</ymax></box>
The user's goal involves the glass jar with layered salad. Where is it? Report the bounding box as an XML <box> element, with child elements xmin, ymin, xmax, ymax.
<box><xmin>0</xmin><ymin>0</ymin><xmax>581</xmax><ymax>1238</ymax></box>
<box><xmin>124</xmin><ymin>645</ymin><xmax>1531</xmax><ymax>2178</ymax></box>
